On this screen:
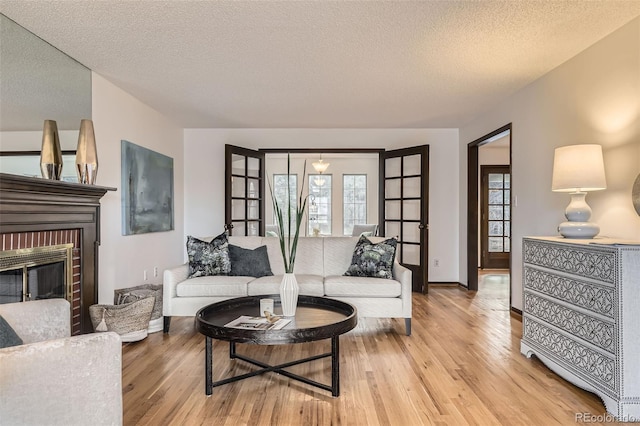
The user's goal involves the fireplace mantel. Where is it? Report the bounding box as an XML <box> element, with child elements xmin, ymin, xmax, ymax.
<box><xmin>0</xmin><ymin>173</ymin><xmax>115</xmax><ymax>333</ymax></box>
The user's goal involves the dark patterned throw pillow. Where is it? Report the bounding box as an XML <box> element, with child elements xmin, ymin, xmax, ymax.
<box><xmin>229</xmin><ymin>245</ymin><xmax>273</xmax><ymax>277</ymax></box>
<box><xmin>186</xmin><ymin>233</ymin><xmax>231</xmax><ymax>278</ymax></box>
<box><xmin>344</xmin><ymin>236</ymin><xmax>398</xmax><ymax>279</ymax></box>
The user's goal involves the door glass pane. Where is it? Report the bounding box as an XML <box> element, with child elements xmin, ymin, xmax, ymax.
<box><xmin>386</xmin><ymin>179</ymin><xmax>401</xmax><ymax>198</ymax></box>
<box><xmin>403</xmin><ymin>199</ymin><xmax>420</xmax><ymax>220</ymax></box>
<box><xmin>385</xmin><ymin>157</ymin><xmax>401</xmax><ymax>177</ymax></box>
<box><xmin>247</xmin><ymin>178</ymin><xmax>259</xmax><ymax>198</ymax></box>
<box><xmin>403</xmin><ymin>244</ymin><xmax>420</xmax><ymax>265</ymax></box>
<box><xmin>247</xmin><ymin>200</ymin><xmax>259</xmax><ymax>220</ymax></box>
<box><xmin>489</xmin><ymin>190</ymin><xmax>503</xmax><ymax>204</ymax></box>
<box><xmin>488</xmin><ymin>174</ymin><xmax>503</xmax><ymax>188</ymax></box>
<box><xmin>504</xmin><ymin>174</ymin><xmax>510</xmax><ymax>189</ymax></box>
<box><xmin>403</xmin><ymin>222</ymin><xmax>419</xmax><ymax>243</ymax></box>
<box><xmin>403</xmin><ymin>154</ymin><xmax>421</xmax><ymax>175</ymax></box>
<box><xmin>488</xmin><ymin>205</ymin><xmax>503</xmax><ymax>220</ymax></box>
<box><xmin>404</xmin><ymin>177</ymin><xmax>421</xmax><ymax>198</ymax></box>
<box><xmin>232</xmin><ymin>222</ymin><xmax>246</xmax><ymax>236</ymax></box>
<box><xmin>385</xmin><ymin>200</ymin><xmax>401</xmax><ymax>219</ymax></box>
<box><xmin>489</xmin><ymin>221</ymin><xmax>503</xmax><ymax>236</ymax></box>
<box><xmin>247</xmin><ymin>222</ymin><xmax>259</xmax><ymax>236</ymax></box>
<box><xmin>231</xmin><ymin>154</ymin><xmax>245</xmax><ymax>174</ymax></box>
<box><xmin>232</xmin><ymin>176</ymin><xmax>245</xmax><ymax>198</ymax></box>
<box><xmin>504</xmin><ymin>205</ymin><xmax>510</xmax><ymax>220</ymax></box>
<box><xmin>385</xmin><ymin>221</ymin><xmax>400</xmax><ymax>239</ymax></box>
<box><xmin>504</xmin><ymin>237</ymin><xmax>511</xmax><ymax>252</ymax></box>
<box><xmin>247</xmin><ymin>157</ymin><xmax>260</xmax><ymax>177</ymax></box>
<box><xmin>488</xmin><ymin>237</ymin><xmax>503</xmax><ymax>252</ymax></box>
<box><xmin>504</xmin><ymin>190</ymin><xmax>510</xmax><ymax>204</ymax></box>
<box><xmin>505</xmin><ymin>221</ymin><xmax>510</xmax><ymax>237</ymax></box>
<box><xmin>232</xmin><ymin>200</ymin><xmax>245</xmax><ymax>220</ymax></box>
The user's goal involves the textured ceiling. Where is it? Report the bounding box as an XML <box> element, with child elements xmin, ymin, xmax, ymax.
<box><xmin>1</xmin><ymin>1</ymin><xmax>639</xmax><ymax>129</ymax></box>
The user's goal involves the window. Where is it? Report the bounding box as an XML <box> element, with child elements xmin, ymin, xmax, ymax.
<box><xmin>343</xmin><ymin>174</ymin><xmax>367</xmax><ymax>235</ymax></box>
<box><xmin>273</xmin><ymin>174</ymin><xmax>297</xmax><ymax>235</ymax></box>
<box><xmin>308</xmin><ymin>174</ymin><xmax>332</xmax><ymax>235</ymax></box>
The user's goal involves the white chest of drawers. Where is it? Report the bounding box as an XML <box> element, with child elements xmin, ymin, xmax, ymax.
<box><xmin>520</xmin><ymin>237</ymin><xmax>640</xmax><ymax>420</ymax></box>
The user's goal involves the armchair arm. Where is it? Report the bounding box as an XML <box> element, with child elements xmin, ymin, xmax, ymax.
<box><xmin>0</xmin><ymin>332</ymin><xmax>123</xmax><ymax>425</ymax></box>
<box><xmin>0</xmin><ymin>299</ymin><xmax>70</xmax><ymax>343</ymax></box>
<box><xmin>163</xmin><ymin>263</ymin><xmax>189</xmax><ymax>316</ymax></box>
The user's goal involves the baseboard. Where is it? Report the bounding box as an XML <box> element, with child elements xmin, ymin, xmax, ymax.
<box><xmin>510</xmin><ymin>307</ymin><xmax>522</xmax><ymax>320</ymax></box>
<box><xmin>428</xmin><ymin>281</ymin><xmax>465</xmax><ymax>287</ymax></box>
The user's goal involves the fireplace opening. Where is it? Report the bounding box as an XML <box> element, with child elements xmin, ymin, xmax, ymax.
<box><xmin>0</xmin><ymin>244</ymin><xmax>73</xmax><ymax>305</ymax></box>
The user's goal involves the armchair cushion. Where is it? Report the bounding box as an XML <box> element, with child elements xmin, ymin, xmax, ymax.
<box><xmin>0</xmin><ymin>315</ymin><xmax>22</xmax><ymax>348</ymax></box>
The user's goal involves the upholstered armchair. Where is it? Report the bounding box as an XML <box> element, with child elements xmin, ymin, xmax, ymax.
<box><xmin>351</xmin><ymin>223</ymin><xmax>378</xmax><ymax>237</ymax></box>
<box><xmin>0</xmin><ymin>299</ymin><xmax>123</xmax><ymax>426</ymax></box>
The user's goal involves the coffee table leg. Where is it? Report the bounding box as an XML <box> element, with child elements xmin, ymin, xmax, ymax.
<box><xmin>229</xmin><ymin>341</ymin><xmax>236</xmax><ymax>359</ymax></box>
<box><xmin>205</xmin><ymin>336</ymin><xmax>213</xmax><ymax>396</ymax></box>
<box><xmin>332</xmin><ymin>336</ymin><xmax>340</xmax><ymax>397</ymax></box>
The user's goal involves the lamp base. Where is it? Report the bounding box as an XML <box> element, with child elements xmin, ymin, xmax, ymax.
<box><xmin>558</xmin><ymin>221</ymin><xmax>600</xmax><ymax>239</ymax></box>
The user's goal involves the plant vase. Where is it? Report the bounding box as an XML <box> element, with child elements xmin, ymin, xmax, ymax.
<box><xmin>280</xmin><ymin>273</ymin><xmax>299</xmax><ymax>317</ymax></box>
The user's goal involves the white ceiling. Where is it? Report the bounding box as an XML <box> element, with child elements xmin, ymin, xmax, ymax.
<box><xmin>1</xmin><ymin>1</ymin><xmax>639</xmax><ymax>129</ymax></box>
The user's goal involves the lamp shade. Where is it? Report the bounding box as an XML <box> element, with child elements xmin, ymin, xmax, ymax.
<box><xmin>551</xmin><ymin>144</ymin><xmax>606</xmax><ymax>192</ymax></box>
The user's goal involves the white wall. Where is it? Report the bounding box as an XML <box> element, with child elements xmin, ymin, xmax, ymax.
<box><xmin>459</xmin><ymin>18</ymin><xmax>640</xmax><ymax>310</ymax></box>
<box><xmin>92</xmin><ymin>73</ymin><xmax>185</xmax><ymax>303</ymax></box>
<box><xmin>184</xmin><ymin>128</ymin><xmax>460</xmax><ymax>282</ymax></box>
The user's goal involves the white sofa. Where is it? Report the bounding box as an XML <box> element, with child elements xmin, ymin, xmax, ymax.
<box><xmin>0</xmin><ymin>299</ymin><xmax>123</xmax><ymax>426</ymax></box>
<box><xmin>163</xmin><ymin>236</ymin><xmax>412</xmax><ymax>335</ymax></box>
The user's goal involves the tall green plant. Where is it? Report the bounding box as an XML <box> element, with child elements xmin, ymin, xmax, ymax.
<box><xmin>268</xmin><ymin>154</ymin><xmax>308</xmax><ymax>273</ymax></box>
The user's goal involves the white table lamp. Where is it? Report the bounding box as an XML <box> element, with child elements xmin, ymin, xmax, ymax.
<box><xmin>551</xmin><ymin>144</ymin><xmax>606</xmax><ymax>238</ymax></box>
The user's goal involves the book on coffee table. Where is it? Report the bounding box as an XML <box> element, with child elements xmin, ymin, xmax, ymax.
<box><xmin>224</xmin><ymin>315</ymin><xmax>291</xmax><ymax>331</ymax></box>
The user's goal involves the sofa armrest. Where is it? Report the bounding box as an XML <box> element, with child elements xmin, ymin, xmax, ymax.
<box><xmin>163</xmin><ymin>263</ymin><xmax>189</xmax><ymax>316</ymax></box>
<box><xmin>0</xmin><ymin>299</ymin><xmax>70</xmax><ymax>343</ymax></box>
<box><xmin>393</xmin><ymin>262</ymin><xmax>412</xmax><ymax>318</ymax></box>
<box><xmin>0</xmin><ymin>332</ymin><xmax>123</xmax><ymax>425</ymax></box>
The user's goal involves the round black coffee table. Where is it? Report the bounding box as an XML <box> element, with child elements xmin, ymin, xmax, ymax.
<box><xmin>196</xmin><ymin>295</ymin><xmax>357</xmax><ymax>397</ymax></box>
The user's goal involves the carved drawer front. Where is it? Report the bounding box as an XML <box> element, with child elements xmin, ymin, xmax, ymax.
<box><xmin>523</xmin><ymin>267</ymin><xmax>615</xmax><ymax>319</ymax></box>
<box><xmin>524</xmin><ymin>293</ymin><xmax>615</xmax><ymax>354</ymax></box>
<box><xmin>523</xmin><ymin>239</ymin><xmax>617</xmax><ymax>284</ymax></box>
<box><xmin>523</xmin><ymin>318</ymin><xmax>616</xmax><ymax>392</ymax></box>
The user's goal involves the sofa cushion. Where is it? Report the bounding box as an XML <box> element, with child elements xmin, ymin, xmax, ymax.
<box><xmin>323</xmin><ymin>237</ymin><xmax>359</xmax><ymax>276</ymax></box>
<box><xmin>247</xmin><ymin>274</ymin><xmax>324</xmax><ymax>297</ymax></box>
<box><xmin>263</xmin><ymin>237</ymin><xmax>324</xmax><ymax>276</ymax></box>
<box><xmin>0</xmin><ymin>314</ymin><xmax>23</xmax><ymax>349</ymax></box>
<box><xmin>176</xmin><ymin>276</ymin><xmax>250</xmax><ymax>297</ymax></box>
<box><xmin>344</xmin><ymin>236</ymin><xmax>397</xmax><ymax>279</ymax></box>
<box><xmin>186</xmin><ymin>233</ymin><xmax>231</xmax><ymax>278</ymax></box>
<box><xmin>229</xmin><ymin>245</ymin><xmax>273</xmax><ymax>277</ymax></box>
<box><xmin>324</xmin><ymin>275</ymin><xmax>402</xmax><ymax>297</ymax></box>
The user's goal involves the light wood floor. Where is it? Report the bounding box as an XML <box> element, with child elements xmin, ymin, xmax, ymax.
<box><xmin>122</xmin><ymin>275</ymin><xmax>618</xmax><ymax>425</ymax></box>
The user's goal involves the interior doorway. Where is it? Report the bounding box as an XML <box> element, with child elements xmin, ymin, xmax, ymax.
<box><xmin>480</xmin><ymin>165</ymin><xmax>510</xmax><ymax>269</ymax></box>
<box><xmin>466</xmin><ymin>125</ymin><xmax>512</xmax><ymax>308</ymax></box>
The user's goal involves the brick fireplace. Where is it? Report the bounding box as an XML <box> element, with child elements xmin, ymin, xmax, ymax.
<box><xmin>0</xmin><ymin>173</ymin><xmax>114</xmax><ymax>334</ymax></box>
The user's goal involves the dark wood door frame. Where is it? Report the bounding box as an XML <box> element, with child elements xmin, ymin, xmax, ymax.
<box><xmin>466</xmin><ymin>124</ymin><xmax>512</xmax><ymax>292</ymax></box>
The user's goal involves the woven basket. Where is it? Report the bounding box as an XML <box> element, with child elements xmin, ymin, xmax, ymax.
<box><xmin>89</xmin><ymin>297</ymin><xmax>155</xmax><ymax>336</ymax></box>
<box><xmin>114</xmin><ymin>284</ymin><xmax>162</xmax><ymax>320</ymax></box>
